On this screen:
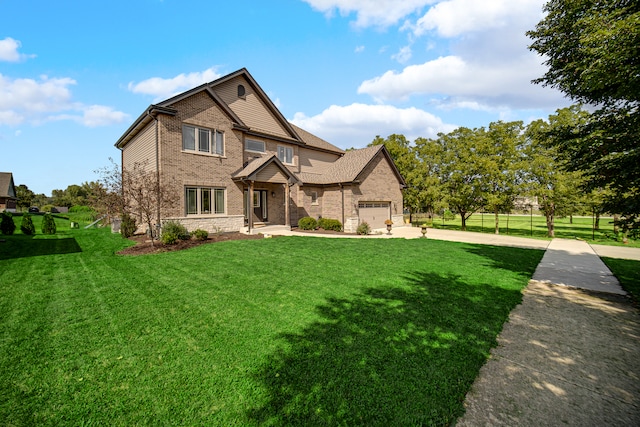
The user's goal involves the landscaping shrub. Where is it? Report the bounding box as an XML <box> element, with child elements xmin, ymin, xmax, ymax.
<box><xmin>356</xmin><ymin>221</ymin><xmax>371</xmax><ymax>235</ymax></box>
<box><xmin>0</xmin><ymin>212</ymin><xmax>16</xmax><ymax>235</ymax></box>
<box><xmin>298</xmin><ymin>216</ymin><xmax>317</xmax><ymax>230</ymax></box>
<box><xmin>69</xmin><ymin>205</ymin><xmax>93</xmax><ymax>213</ymax></box>
<box><xmin>443</xmin><ymin>209</ymin><xmax>456</xmax><ymax>221</ymax></box>
<box><xmin>41</xmin><ymin>213</ymin><xmax>57</xmax><ymax>235</ymax></box>
<box><xmin>318</xmin><ymin>217</ymin><xmax>342</xmax><ymax>231</ymax></box>
<box><xmin>20</xmin><ymin>214</ymin><xmax>35</xmax><ymax>235</ymax></box>
<box><xmin>121</xmin><ymin>213</ymin><xmax>137</xmax><ymax>238</ymax></box>
<box><xmin>191</xmin><ymin>229</ymin><xmax>209</xmax><ymax>241</ymax></box>
<box><xmin>41</xmin><ymin>205</ymin><xmax>56</xmax><ymax>213</ymax></box>
<box><xmin>161</xmin><ymin>220</ymin><xmax>189</xmax><ymax>245</ymax></box>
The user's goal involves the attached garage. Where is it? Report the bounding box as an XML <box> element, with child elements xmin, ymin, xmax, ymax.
<box><xmin>358</xmin><ymin>202</ymin><xmax>390</xmax><ymax>229</ymax></box>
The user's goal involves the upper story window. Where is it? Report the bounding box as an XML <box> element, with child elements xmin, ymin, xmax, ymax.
<box><xmin>277</xmin><ymin>145</ymin><xmax>294</xmax><ymax>165</ymax></box>
<box><xmin>182</xmin><ymin>125</ymin><xmax>224</xmax><ymax>156</ymax></box>
<box><xmin>238</xmin><ymin>84</ymin><xmax>246</xmax><ymax>98</ymax></box>
<box><xmin>245</xmin><ymin>139</ymin><xmax>265</xmax><ymax>153</ymax></box>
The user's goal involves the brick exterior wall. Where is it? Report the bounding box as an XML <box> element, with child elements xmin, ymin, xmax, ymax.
<box><xmin>156</xmin><ymin>93</ymin><xmax>245</xmax><ymax>225</ymax></box>
<box><xmin>119</xmin><ymin>77</ymin><xmax>404</xmax><ymax>235</ymax></box>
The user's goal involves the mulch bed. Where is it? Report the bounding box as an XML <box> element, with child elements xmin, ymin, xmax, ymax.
<box><xmin>117</xmin><ymin>232</ymin><xmax>264</xmax><ymax>256</ymax></box>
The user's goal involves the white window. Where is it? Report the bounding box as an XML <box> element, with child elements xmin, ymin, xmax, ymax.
<box><xmin>182</xmin><ymin>125</ymin><xmax>225</xmax><ymax>156</ymax></box>
<box><xmin>277</xmin><ymin>145</ymin><xmax>294</xmax><ymax>164</ymax></box>
<box><xmin>186</xmin><ymin>187</ymin><xmax>225</xmax><ymax>215</ymax></box>
<box><xmin>245</xmin><ymin>139</ymin><xmax>265</xmax><ymax>153</ymax></box>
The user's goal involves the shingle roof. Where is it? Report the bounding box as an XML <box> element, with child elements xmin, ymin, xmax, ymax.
<box><xmin>232</xmin><ymin>155</ymin><xmax>299</xmax><ymax>183</ymax></box>
<box><xmin>298</xmin><ymin>145</ymin><xmax>399</xmax><ymax>185</ymax></box>
<box><xmin>0</xmin><ymin>172</ymin><xmax>16</xmax><ymax>198</ymax></box>
<box><xmin>288</xmin><ymin>123</ymin><xmax>344</xmax><ymax>154</ymax></box>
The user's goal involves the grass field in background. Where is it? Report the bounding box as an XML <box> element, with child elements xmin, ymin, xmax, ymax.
<box><xmin>411</xmin><ymin>213</ymin><xmax>640</xmax><ymax>248</ymax></box>
<box><xmin>0</xmin><ymin>227</ymin><xmax>544</xmax><ymax>426</ymax></box>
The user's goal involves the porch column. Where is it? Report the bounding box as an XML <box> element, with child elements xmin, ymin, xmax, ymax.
<box><xmin>248</xmin><ymin>180</ymin><xmax>254</xmax><ymax>233</ymax></box>
<box><xmin>284</xmin><ymin>183</ymin><xmax>290</xmax><ymax>227</ymax></box>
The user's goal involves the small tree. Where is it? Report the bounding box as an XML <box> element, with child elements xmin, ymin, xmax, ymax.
<box><xmin>0</xmin><ymin>212</ymin><xmax>16</xmax><ymax>235</ymax></box>
<box><xmin>20</xmin><ymin>214</ymin><xmax>36</xmax><ymax>235</ymax></box>
<box><xmin>122</xmin><ymin>162</ymin><xmax>178</xmax><ymax>244</ymax></box>
<box><xmin>42</xmin><ymin>213</ymin><xmax>57</xmax><ymax>235</ymax></box>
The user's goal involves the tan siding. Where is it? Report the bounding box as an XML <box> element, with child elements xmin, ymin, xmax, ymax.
<box><xmin>215</xmin><ymin>76</ymin><xmax>290</xmax><ymax>138</ymax></box>
<box><xmin>122</xmin><ymin>122</ymin><xmax>156</xmax><ymax>172</ymax></box>
<box><xmin>299</xmin><ymin>147</ymin><xmax>341</xmax><ymax>173</ymax></box>
<box><xmin>255</xmin><ymin>163</ymin><xmax>288</xmax><ymax>183</ymax></box>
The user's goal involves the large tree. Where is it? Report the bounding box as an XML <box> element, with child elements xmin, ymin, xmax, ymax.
<box><xmin>528</xmin><ymin>0</ymin><xmax>640</xmax><ymax>231</ymax></box>
<box><xmin>524</xmin><ymin>116</ymin><xmax>585</xmax><ymax>238</ymax></box>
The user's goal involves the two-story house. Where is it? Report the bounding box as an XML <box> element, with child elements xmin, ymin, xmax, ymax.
<box><xmin>115</xmin><ymin>68</ymin><xmax>405</xmax><ymax>234</ymax></box>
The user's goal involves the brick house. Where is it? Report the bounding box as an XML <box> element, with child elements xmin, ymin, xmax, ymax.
<box><xmin>0</xmin><ymin>172</ymin><xmax>18</xmax><ymax>213</ymax></box>
<box><xmin>115</xmin><ymin>68</ymin><xmax>405</xmax><ymax>234</ymax></box>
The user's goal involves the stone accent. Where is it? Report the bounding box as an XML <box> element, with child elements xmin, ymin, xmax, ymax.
<box><xmin>344</xmin><ymin>216</ymin><xmax>359</xmax><ymax>233</ymax></box>
<box><xmin>164</xmin><ymin>215</ymin><xmax>245</xmax><ymax>234</ymax></box>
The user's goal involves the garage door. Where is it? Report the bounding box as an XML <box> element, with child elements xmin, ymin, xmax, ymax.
<box><xmin>358</xmin><ymin>202</ymin><xmax>390</xmax><ymax>229</ymax></box>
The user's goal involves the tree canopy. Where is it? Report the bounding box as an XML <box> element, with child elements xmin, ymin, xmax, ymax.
<box><xmin>528</xmin><ymin>0</ymin><xmax>640</xmax><ymax>231</ymax></box>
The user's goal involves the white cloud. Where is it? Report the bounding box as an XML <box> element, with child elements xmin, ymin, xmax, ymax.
<box><xmin>0</xmin><ymin>37</ymin><xmax>36</xmax><ymax>62</ymax></box>
<box><xmin>0</xmin><ymin>73</ymin><xmax>128</xmax><ymax>127</ymax></box>
<box><xmin>358</xmin><ymin>53</ymin><xmax>567</xmax><ymax>110</ymax></box>
<box><xmin>127</xmin><ymin>67</ymin><xmax>222</xmax><ymax>100</ymax></box>
<box><xmin>392</xmin><ymin>46</ymin><xmax>412</xmax><ymax>64</ymax></box>
<box><xmin>80</xmin><ymin>105</ymin><xmax>130</xmax><ymax>127</ymax></box>
<box><xmin>413</xmin><ymin>0</ymin><xmax>543</xmax><ymax>37</ymax></box>
<box><xmin>354</xmin><ymin>45</ymin><xmax>365</xmax><ymax>53</ymax></box>
<box><xmin>302</xmin><ymin>0</ymin><xmax>434</xmax><ymax>28</ymax></box>
<box><xmin>291</xmin><ymin>103</ymin><xmax>456</xmax><ymax>148</ymax></box>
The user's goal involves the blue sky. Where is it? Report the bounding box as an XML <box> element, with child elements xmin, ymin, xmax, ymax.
<box><xmin>1</xmin><ymin>0</ymin><xmax>569</xmax><ymax>196</ymax></box>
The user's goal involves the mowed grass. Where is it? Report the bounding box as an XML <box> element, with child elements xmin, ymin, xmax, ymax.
<box><xmin>0</xmin><ymin>227</ymin><xmax>544</xmax><ymax>426</ymax></box>
<box><xmin>417</xmin><ymin>214</ymin><xmax>640</xmax><ymax>248</ymax></box>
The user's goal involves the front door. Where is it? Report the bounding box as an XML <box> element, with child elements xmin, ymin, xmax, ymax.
<box><xmin>245</xmin><ymin>190</ymin><xmax>268</xmax><ymax>222</ymax></box>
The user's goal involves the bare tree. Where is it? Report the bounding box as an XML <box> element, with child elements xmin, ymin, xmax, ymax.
<box><xmin>94</xmin><ymin>158</ymin><xmax>125</xmax><ymax>224</ymax></box>
<box><xmin>121</xmin><ymin>161</ymin><xmax>178</xmax><ymax>242</ymax></box>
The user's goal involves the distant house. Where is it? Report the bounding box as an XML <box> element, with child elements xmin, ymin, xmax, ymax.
<box><xmin>115</xmin><ymin>68</ymin><xmax>405</xmax><ymax>233</ymax></box>
<box><xmin>0</xmin><ymin>172</ymin><xmax>18</xmax><ymax>213</ymax></box>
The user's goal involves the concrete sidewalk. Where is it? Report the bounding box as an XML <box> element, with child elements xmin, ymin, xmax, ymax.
<box><xmin>268</xmin><ymin>226</ymin><xmax>640</xmax><ymax>425</ymax></box>
<box><xmin>456</xmin><ymin>238</ymin><xmax>640</xmax><ymax>426</ymax></box>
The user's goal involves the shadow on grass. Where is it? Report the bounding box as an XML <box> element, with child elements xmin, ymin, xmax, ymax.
<box><xmin>462</xmin><ymin>245</ymin><xmax>545</xmax><ymax>279</ymax></box>
<box><xmin>248</xmin><ymin>271</ymin><xmax>521</xmax><ymax>426</ymax></box>
<box><xmin>0</xmin><ymin>234</ymin><xmax>82</xmax><ymax>260</ymax></box>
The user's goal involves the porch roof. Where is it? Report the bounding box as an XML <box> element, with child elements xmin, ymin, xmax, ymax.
<box><xmin>232</xmin><ymin>155</ymin><xmax>299</xmax><ymax>184</ymax></box>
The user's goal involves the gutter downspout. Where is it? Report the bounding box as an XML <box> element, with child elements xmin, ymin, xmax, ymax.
<box><xmin>147</xmin><ymin>109</ymin><xmax>161</xmax><ymax>238</ymax></box>
<box><xmin>340</xmin><ymin>183</ymin><xmax>345</xmax><ymax>228</ymax></box>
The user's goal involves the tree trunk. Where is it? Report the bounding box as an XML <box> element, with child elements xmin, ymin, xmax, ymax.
<box><xmin>494</xmin><ymin>209</ymin><xmax>500</xmax><ymax>234</ymax></box>
<box><xmin>614</xmin><ymin>214</ymin><xmax>620</xmax><ymax>234</ymax></box>
<box><xmin>546</xmin><ymin>212</ymin><xmax>555</xmax><ymax>238</ymax></box>
<box><xmin>570</xmin><ymin>214</ymin><xmax>573</xmax><ymax>224</ymax></box>
<box><xmin>595</xmin><ymin>212</ymin><xmax>600</xmax><ymax>230</ymax></box>
<box><xmin>460</xmin><ymin>211</ymin><xmax>467</xmax><ymax>231</ymax></box>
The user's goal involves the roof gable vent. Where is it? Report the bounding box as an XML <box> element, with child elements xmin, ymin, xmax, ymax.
<box><xmin>238</xmin><ymin>84</ymin><xmax>246</xmax><ymax>98</ymax></box>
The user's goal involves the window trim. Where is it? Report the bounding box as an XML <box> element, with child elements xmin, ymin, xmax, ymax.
<box><xmin>245</xmin><ymin>138</ymin><xmax>265</xmax><ymax>153</ymax></box>
<box><xmin>182</xmin><ymin>124</ymin><xmax>225</xmax><ymax>157</ymax></box>
<box><xmin>185</xmin><ymin>186</ymin><xmax>226</xmax><ymax>216</ymax></box>
<box><xmin>311</xmin><ymin>191</ymin><xmax>319</xmax><ymax>205</ymax></box>
<box><xmin>277</xmin><ymin>145</ymin><xmax>294</xmax><ymax>165</ymax></box>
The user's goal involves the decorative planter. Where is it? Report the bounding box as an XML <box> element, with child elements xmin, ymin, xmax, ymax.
<box><xmin>421</xmin><ymin>225</ymin><xmax>427</xmax><ymax>238</ymax></box>
<box><xmin>386</xmin><ymin>224</ymin><xmax>392</xmax><ymax>235</ymax></box>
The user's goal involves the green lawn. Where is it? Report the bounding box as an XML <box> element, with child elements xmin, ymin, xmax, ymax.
<box><xmin>413</xmin><ymin>213</ymin><xmax>640</xmax><ymax>248</ymax></box>
<box><xmin>0</xmin><ymin>227</ymin><xmax>545</xmax><ymax>426</ymax></box>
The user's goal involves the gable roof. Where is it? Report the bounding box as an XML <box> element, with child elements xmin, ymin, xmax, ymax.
<box><xmin>232</xmin><ymin>155</ymin><xmax>299</xmax><ymax>184</ymax></box>
<box><xmin>116</xmin><ymin>68</ymin><xmax>343</xmax><ymax>155</ymax></box>
<box><xmin>0</xmin><ymin>172</ymin><xmax>17</xmax><ymax>199</ymax></box>
<box><xmin>298</xmin><ymin>145</ymin><xmax>406</xmax><ymax>187</ymax></box>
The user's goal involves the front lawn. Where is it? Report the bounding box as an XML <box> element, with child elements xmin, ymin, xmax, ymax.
<box><xmin>0</xmin><ymin>228</ymin><xmax>543</xmax><ymax>425</ymax></box>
